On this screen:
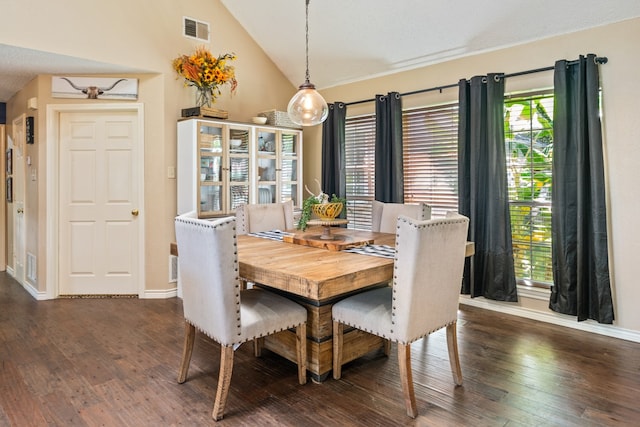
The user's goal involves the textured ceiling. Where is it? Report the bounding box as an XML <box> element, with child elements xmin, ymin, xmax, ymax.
<box><xmin>2</xmin><ymin>1</ymin><xmax>640</xmax><ymax>103</ymax></box>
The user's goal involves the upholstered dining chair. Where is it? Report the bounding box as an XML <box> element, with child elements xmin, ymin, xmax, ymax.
<box><xmin>235</xmin><ymin>199</ymin><xmax>295</xmax><ymax>235</ymax></box>
<box><xmin>174</xmin><ymin>214</ymin><xmax>307</xmax><ymax>421</ymax></box>
<box><xmin>332</xmin><ymin>215</ymin><xmax>469</xmax><ymax>418</ymax></box>
<box><xmin>235</xmin><ymin>200</ymin><xmax>295</xmax><ymax>289</ymax></box>
<box><xmin>371</xmin><ymin>200</ymin><xmax>432</xmax><ymax>233</ymax></box>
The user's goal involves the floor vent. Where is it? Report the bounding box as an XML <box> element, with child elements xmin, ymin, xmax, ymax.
<box><xmin>169</xmin><ymin>255</ymin><xmax>179</xmax><ymax>283</ymax></box>
<box><xmin>183</xmin><ymin>17</ymin><xmax>210</xmax><ymax>42</ymax></box>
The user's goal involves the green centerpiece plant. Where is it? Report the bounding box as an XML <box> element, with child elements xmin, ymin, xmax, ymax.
<box><xmin>298</xmin><ymin>180</ymin><xmax>346</xmax><ymax>231</ymax></box>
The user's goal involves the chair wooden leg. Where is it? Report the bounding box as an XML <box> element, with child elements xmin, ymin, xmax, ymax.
<box><xmin>383</xmin><ymin>338</ymin><xmax>391</xmax><ymax>356</ymax></box>
<box><xmin>332</xmin><ymin>320</ymin><xmax>344</xmax><ymax>379</ymax></box>
<box><xmin>295</xmin><ymin>323</ymin><xmax>307</xmax><ymax>385</ymax></box>
<box><xmin>177</xmin><ymin>321</ymin><xmax>196</xmax><ymax>384</ymax></box>
<box><xmin>253</xmin><ymin>337</ymin><xmax>264</xmax><ymax>357</ymax></box>
<box><xmin>212</xmin><ymin>346</ymin><xmax>234</xmax><ymax>421</ymax></box>
<box><xmin>446</xmin><ymin>322</ymin><xmax>463</xmax><ymax>386</ymax></box>
<box><xmin>398</xmin><ymin>343</ymin><xmax>417</xmax><ymax>418</ymax></box>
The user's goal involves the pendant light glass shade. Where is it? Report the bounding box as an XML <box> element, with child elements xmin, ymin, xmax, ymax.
<box><xmin>287</xmin><ymin>0</ymin><xmax>328</xmax><ymax>127</ymax></box>
<box><xmin>287</xmin><ymin>81</ymin><xmax>328</xmax><ymax>126</ymax></box>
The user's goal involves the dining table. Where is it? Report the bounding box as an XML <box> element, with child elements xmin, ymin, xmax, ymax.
<box><xmin>238</xmin><ymin>227</ymin><xmax>474</xmax><ymax>383</ymax></box>
<box><xmin>171</xmin><ymin>225</ymin><xmax>475</xmax><ymax>383</ymax></box>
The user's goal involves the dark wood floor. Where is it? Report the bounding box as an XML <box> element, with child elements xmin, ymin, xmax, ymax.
<box><xmin>1</xmin><ymin>274</ymin><xmax>639</xmax><ymax>427</ymax></box>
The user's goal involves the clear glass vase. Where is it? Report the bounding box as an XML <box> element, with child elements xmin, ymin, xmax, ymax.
<box><xmin>195</xmin><ymin>86</ymin><xmax>216</xmax><ymax>108</ymax></box>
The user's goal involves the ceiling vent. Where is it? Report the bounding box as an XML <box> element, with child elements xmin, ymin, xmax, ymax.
<box><xmin>183</xmin><ymin>16</ymin><xmax>210</xmax><ymax>42</ymax></box>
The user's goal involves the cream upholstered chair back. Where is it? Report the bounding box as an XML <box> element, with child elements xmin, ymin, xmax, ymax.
<box><xmin>391</xmin><ymin>215</ymin><xmax>469</xmax><ymax>344</ymax></box>
<box><xmin>175</xmin><ymin>213</ymin><xmax>307</xmax><ymax>420</ymax></box>
<box><xmin>174</xmin><ymin>215</ymin><xmax>241</xmax><ymax>346</ymax></box>
<box><xmin>235</xmin><ymin>200</ymin><xmax>294</xmax><ymax>235</ymax></box>
<box><xmin>371</xmin><ymin>201</ymin><xmax>431</xmax><ymax>233</ymax></box>
<box><xmin>332</xmin><ymin>214</ymin><xmax>469</xmax><ymax>418</ymax></box>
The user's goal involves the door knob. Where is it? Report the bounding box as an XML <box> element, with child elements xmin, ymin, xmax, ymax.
<box><xmin>131</xmin><ymin>209</ymin><xmax>139</xmax><ymax>216</ymax></box>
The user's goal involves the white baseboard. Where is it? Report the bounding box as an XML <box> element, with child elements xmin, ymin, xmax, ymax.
<box><xmin>142</xmin><ymin>287</ymin><xmax>178</xmax><ymax>299</ymax></box>
<box><xmin>25</xmin><ymin>282</ymin><xmax>47</xmax><ymax>299</ymax></box>
<box><xmin>7</xmin><ymin>268</ymin><xmax>48</xmax><ymax>300</ymax></box>
<box><xmin>459</xmin><ymin>295</ymin><xmax>640</xmax><ymax>343</ymax></box>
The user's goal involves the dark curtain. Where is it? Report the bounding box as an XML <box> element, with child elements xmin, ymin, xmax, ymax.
<box><xmin>375</xmin><ymin>92</ymin><xmax>404</xmax><ymax>203</ymax></box>
<box><xmin>458</xmin><ymin>74</ymin><xmax>518</xmax><ymax>302</ymax></box>
<box><xmin>321</xmin><ymin>102</ymin><xmax>347</xmax><ymax>199</ymax></box>
<box><xmin>550</xmin><ymin>54</ymin><xmax>614</xmax><ymax>324</ymax></box>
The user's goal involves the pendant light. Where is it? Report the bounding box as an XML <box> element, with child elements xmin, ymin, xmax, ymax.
<box><xmin>287</xmin><ymin>0</ymin><xmax>328</xmax><ymax>127</ymax></box>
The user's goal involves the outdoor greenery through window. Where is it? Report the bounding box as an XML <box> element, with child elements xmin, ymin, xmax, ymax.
<box><xmin>505</xmin><ymin>92</ymin><xmax>554</xmax><ymax>286</ymax></box>
<box><xmin>344</xmin><ymin>90</ymin><xmax>555</xmax><ymax>287</ymax></box>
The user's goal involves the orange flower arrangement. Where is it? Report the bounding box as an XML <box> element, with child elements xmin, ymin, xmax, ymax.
<box><xmin>172</xmin><ymin>46</ymin><xmax>238</xmax><ymax>107</ymax></box>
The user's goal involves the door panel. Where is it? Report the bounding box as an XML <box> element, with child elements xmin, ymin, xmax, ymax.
<box><xmin>59</xmin><ymin>111</ymin><xmax>140</xmax><ymax>295</ymax></box>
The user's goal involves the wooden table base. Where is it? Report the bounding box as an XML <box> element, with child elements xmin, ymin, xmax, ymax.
<box><xmin>256</xmin><ymin>284</ymin><xmax>387</xmax><ymax>383</ymax></box>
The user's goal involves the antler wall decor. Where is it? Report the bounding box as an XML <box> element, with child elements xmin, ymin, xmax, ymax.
<box><xmin>51</xmin><ymin>76</ymin><xmax>139</xmax><ymax>100</ymax></box>
<box><xmin>59</xmin><ymin>77</ymin><xmax>128</xmax><ymax>99</ymax></box>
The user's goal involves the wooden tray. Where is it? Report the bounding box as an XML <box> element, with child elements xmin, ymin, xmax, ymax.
<box><xmin>181</xmin><ymin>106</ymin><xmax>229</xmax><ymax>119</ymax></box>
<box><xmin>283</xmin><ymin>233</ymin><xmax>373</xmax><ymax>251</ymax></box>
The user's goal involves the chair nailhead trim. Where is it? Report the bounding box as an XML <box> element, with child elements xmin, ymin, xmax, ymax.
<box><xmin>334</xmin><ymin>319</ymin><xmax>457</xmax><ymax>345</ymax></box>
<box><xmin>188</xmin><ymin>321</ymin><xmax>307</xmax><ymax>345</ymax></box>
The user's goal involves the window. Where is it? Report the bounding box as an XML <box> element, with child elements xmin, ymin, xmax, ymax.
<box><xmin>344</xmin><ymin>114</ymin><xmax>376</xmax><ymax>229</ymax></box>
<box><xmin>344</xmin><ymin>104</ymin><xmax>459</xmax><ymax>229</ymax></box>
<box><xmin>403</xmin><ymin>105</ymin><xmax>459</xmax><ymax>218</ymax></box>
<box><xmin>344</xmin><ymin>91</ymin><xmax>554</xmax><ymax>287</ymax></box>
<box><xmin>505</xmin><ymin>92</ymin><xmax>554</xmax><ymax>286</ymax></box>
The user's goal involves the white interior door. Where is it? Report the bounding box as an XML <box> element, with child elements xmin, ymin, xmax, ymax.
<box><xmin>58</xmin><ymin>110</ymin><xmax>141</xmax><ymax>295</ymax></box>
<box><xmin>11</xmin><ymin>114</ymin><xmax>26</xmax><ymax>284</ymax></box>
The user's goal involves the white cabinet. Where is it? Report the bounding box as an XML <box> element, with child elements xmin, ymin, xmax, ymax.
<box><xmin>177</xmin><ymin>118</ymin><xmax>303</xmax><ymax>218</ymax></box>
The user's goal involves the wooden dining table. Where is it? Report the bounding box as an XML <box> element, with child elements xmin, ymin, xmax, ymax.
<box><xmin>171</xmin><ymin>225</ymin><xmax>475</xmax><ymax>383</ymax></box>
<box><xmin>241</xmin><ymin>226</ymin><xmax>474</xmax><ymax>383</ymax></box>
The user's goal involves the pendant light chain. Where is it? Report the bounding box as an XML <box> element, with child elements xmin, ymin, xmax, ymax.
<box><xmin>305</xmin><ymin>0</ymin><xmax>310</xmax><ymax>83</ymax></box>
<box><xmin>287</xmin><ymin>0</ymin><xmax>329</xmax><ymax>126</ymax></box>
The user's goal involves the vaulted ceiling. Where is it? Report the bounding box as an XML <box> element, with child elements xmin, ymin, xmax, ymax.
<box><xmin>2</xmin><ymin>0</ymin><xmax>640</xmax><ymax>102</ymax></box>
<box><xmin>221</xmin><ymin>0</ymin><xmax>640</xmax><ymax>89</ymax></box>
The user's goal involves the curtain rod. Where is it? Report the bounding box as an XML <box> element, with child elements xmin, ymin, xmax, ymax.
<box><xmin>344</xmin><ymin>56</ymin><xmax>608</xmax><ymax>107</ymax></box>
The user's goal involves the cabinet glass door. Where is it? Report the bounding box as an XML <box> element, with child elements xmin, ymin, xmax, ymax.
<box><xmin>257</xmin><ymin>184</ymin><xmax>276</xmax><ymax>204</ymax></box>
<box><xmin>280</xmin><ymin>132</ymin><xmax>300</xmax><ymax>206</ymax></box>
<box><xmin>229</xmin><ymin>154</ymin><xmax>249</xmax><ymax>209</ymax></box>
<box><xmin>200</xmin><ymin>185</ymin><xmax>222</xmax><ymax>213</ymax></box>
<box><xmin>257</xmin><ymin>129</ymin><xmax>277</xmax><ymax>204</ymax></box>
<box><xmin>229</xmin><ymin>127</ymin><xmax>249</xmax><ymax>154</ymax></box>
<box><xmin>228</xmin><ymin>125</ymin><xmax>251</xmax><ymax>212</ymax></box>
<box><xmin>228</xmin><ymin>125</ymin><xmax>250</xmax><ymax>210</ymax></box>
<box><xmin>281</xmin><ymin>131</ymin><xmax>298</xmax><ymax>155</ymax></box>
<box><xmin>199</xmin><ymin>123</ymin><xmax>223</xmax><ymax>216</ymax></box>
